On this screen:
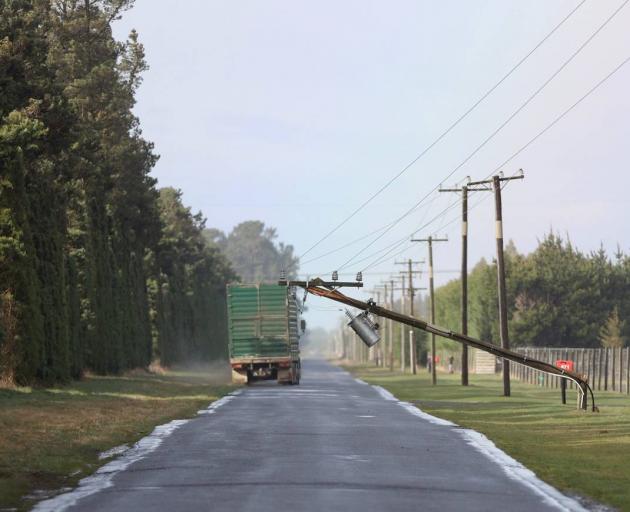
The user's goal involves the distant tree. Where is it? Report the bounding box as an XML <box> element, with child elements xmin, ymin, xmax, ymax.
<box><xmin>433</xmin><ymin>232</ymin><xmax>630</xmax><ymax>349</ymax></box>
<box><xmin>204</xmin><ymin>220</ymin><xmax>299</xmax><ymax>282</ymax></box>
<box><xmin>599</xmin><ymin>308</ymin><xmax>625</xmax><ymax>348</ymax></box>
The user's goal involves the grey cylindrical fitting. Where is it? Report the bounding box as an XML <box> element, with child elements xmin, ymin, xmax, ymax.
<box><xmin>346</xmin><ymin>309</ymin><xmax>380</xmax><ymax>348</ymax></box>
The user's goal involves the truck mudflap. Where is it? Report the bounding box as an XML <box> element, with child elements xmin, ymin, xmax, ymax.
<box><xmin>278</xmin><ymin>360</ymin><xmax>301</xmax><ymax>385</ymax></box>
<box><xmin>231</xmin><ymin>368</ymin><xmax>248</xmax><ymax>384</ymax></box>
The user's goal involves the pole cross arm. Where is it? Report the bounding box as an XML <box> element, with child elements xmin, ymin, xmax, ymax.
<box><xmin>411</xmin><ymin>238</ymin><xmax>449</xmax><ymax>243</ymax></box>
<box><xmin>278</xmin><ymin>278</ymin><xmax>363</xmax><ymax>288</ymax></box>
<box><xmin>468</xmin><ymin>170</ymin><xmax>525</xmax><ymax>187</ymax></box>
<box><xmin>304</xmin><ymin>284</ymin><xmax>597</xmax><ymax>412</ymax></box>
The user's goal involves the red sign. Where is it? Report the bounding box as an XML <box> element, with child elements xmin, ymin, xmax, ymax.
<box><xmin>555</xmin><ymin>360</ymin><xmax>574</xmax><ymax>372</ymax></box>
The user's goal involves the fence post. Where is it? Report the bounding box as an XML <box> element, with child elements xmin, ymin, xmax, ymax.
<box><xmin>619</xmin><ymin>347</ymin><xmax>623</xmax><ymax>393</ymax></box>
<box><xmin>604</xmin><ymin>348</ymin><xmax>609</xmax><ymax>391</ymax></box>
<box><xmin>545</xmin><ymin>348</ymin><xmax>550</xmax><ymax>388</ymax></box>
<box><xmin>612</xmin><ymin>347</ymin><xmax>616</xmax><ymax>391</ymax></box>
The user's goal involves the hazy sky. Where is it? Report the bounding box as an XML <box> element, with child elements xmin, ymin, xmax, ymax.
<box><xmin>113</xmin><ymin>1</ymin><xmax>630</xmax><ymax>328</ymax></box>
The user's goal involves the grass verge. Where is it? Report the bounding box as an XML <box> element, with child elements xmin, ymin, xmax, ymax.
<box><xmin>346</xmin><ymin>365</ymin><xmax>630</xmax><ymax>511</ymax></box>
<box><xmin>0</xmin><ymin>367</ymin><xmax>235</xmax><ymax>511</ymax></box>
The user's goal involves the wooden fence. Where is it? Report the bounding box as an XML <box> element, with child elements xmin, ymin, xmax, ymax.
<box><xmin>512</xmin><ymin>347</ymin><xmax>630</xmax><ymax>394</ymax></box>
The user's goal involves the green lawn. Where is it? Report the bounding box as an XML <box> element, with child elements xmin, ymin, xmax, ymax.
<box><xmin>0</xmin><ymin>368</ymin><xmax>235</xmax><ymax>511</ymax></box>
<box><xmin>346</xmin><ymin>365</ymin><xmax>630</xmax><ymax>511</ymax></box>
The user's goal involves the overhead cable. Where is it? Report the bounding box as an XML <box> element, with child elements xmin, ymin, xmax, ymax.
<box><xmin>335</xmin><ymin>0</ymin><xmax>628</xmax><ymax>271</ymax></box>
<box><xmin>354</xmin><ymin>51</ymin><xmax>630</xmax><ymax>273</ymax></box>
<box><xmin>297</xmin><ymin>0</ymin><xmax>588</xmax><ymax>260</ymax></box>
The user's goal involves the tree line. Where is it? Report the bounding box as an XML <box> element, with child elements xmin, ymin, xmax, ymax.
<box><xmin>434</xmin><ymin>233</ymin><xmax>629</xmax><ymax>349</ymax></box>
<box><xmin>204</xmin><ymin>220</ymin><xmax>299</xmax><ymax>283</ymax></box>
<box><xmin>0</xmin><ymin>1</ymin><xmax>238</xmax><ymax>384</ymax></box>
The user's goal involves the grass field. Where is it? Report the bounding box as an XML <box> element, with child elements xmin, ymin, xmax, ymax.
<box><xmin>346</xmin><ymin>365</ymin><xmax>630</xmax><ymax>511</ymax></box>
<box><xmin>0</xmin><ymin>367</ymin><xmax>235</xmax><ymax>511</ymax></box>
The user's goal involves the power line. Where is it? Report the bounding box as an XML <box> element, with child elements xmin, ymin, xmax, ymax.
<box><xmin>334</xmin><ymin>1</ymin><xmax>627</xmax><ymax>271</ymax></box>
<box><xmin>363</xmin><ymin>41</ymin><xmax>630</xmax><ymax>277</ymax></box>
<box><xmin>356</xmin><ymin>181</ymin><xmax>501</xmax><ymax>273</ymax></box>
<box><xmin>301</xmin><ymin>193</ymin><xmax>439</xmax><ymax>266</ymax></box>
<box><xmin>334</xmin><ymin>195</ymin><xmax>461</xmax><ymax>272</ymax></box>
<box><xmin>359</xmin><ymin>203</ymin><xmax>456</xmax><ymax>272</ymax></box>
<box><xmin>297</xmin><ymin>0</ymin><xmax>588</xmax><ymax>260</ymax></box>
<box><xmin>360</xmin><ymin>180</ymin><xmax>496</xmax><ymax>272</ymax></box>
<box><xmin>301</xmin><ymin>222</ymin><xmax>391</xmax><ymax>266</ymax></box>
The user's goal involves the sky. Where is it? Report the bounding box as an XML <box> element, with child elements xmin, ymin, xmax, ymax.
<box><xmin>113</xmin><ymin>0</ymin><xmax>630</xmax><ymax>329</ymax></box>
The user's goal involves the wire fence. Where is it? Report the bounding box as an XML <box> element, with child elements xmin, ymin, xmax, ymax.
<box><xmin>511</xmin><ymin>347</ymin><xmax>630</xmax><ymax>394</ymax></box>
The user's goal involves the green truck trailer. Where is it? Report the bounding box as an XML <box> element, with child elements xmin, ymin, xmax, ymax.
<box><xmin>226</xmin><ymin>283</ymin><xmax>302</xmax><ymax>385</ymax></box>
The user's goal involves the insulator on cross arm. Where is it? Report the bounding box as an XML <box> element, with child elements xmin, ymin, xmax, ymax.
<box><xmin>332</xmin><ymin>270</ymin><xmax>338</xmax><ymax>281</ymax></box>
<box><xmin>356</xmin><ymin>272</ymin><xmax>363</xmax><ymax>283</ymax></box>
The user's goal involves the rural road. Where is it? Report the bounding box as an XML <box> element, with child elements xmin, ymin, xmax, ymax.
<box><xmin>47</xmin><ymin>360</ymin><xmax>584</xmax><ymax>512</ymax></box>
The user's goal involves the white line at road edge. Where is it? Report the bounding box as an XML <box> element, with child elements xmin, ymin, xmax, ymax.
<box><xmin>33</xmin><ymin>390</ymin><xmax>241</xmax><ymax>512</ymax></box>
<box><xmin>371</xmin><ymin>385</ymin><xmax>588</xmax><ymax>512</ymax></box>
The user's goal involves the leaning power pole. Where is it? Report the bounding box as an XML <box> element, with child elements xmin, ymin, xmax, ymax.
<box><xmin>411</xmin><ymin>236</ymin><xmax>448</xmax><ymax>385</ymax></box>
<box><xmin>439</xmin><ymin>180</ymin><xmax>489</xmax><ymax>386</ymax></box>
<box><xmin>469</xmin><ymin>170</ymin><xmax>524</xmax><ymax>397</ymax></box>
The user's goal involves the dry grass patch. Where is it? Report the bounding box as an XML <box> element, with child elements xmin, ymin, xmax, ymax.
<box><xmin>0</xmin><ymin>367</ymin><xmax>235</xmax><ymax>511</ymax></box>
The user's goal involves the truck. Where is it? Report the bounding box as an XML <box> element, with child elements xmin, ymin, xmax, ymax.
<box><xmin>227</xmin><ymin>283</ymin><xmax>302</xmax><ymax>385</ymax></box>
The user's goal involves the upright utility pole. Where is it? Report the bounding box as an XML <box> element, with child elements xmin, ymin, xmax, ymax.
<box><xmin>389</xmin><ymin>279</ymin><xmax>395</xmax><ymax>371</ymax></box>
<box><xmin>440</xmin><ymin>180</ymin><xmax>487</xmax><ymax>386</ymax></box>
<box><xmin>389</xmin><ymin>275</ymin><xmax>415</xmax><ymax>372</ymax></box>
<box><xmin>375</xmin><ymin>290</ymin><xmax>381</xmax><ymax>366</ymax></box>
<box><xmin>395</xmin><ymin>260</ymin><xmax>423</xmax><ymax>374</ymax></box>
<box><xmin>407</xmin><ymin>260</ymin><xmax>416</xmax><ymax>375</ymax></box>
<box><xmin>400</xmin><ymin>274</ymin><xmax>406</xmax><ymax>372</ymax></box>
<box><xmin>411</xmin><ymin>236</ymin><xmax>448</xmax><ymax>385</ymax></box>
<box><xmin>469</xmin><ymin>170</ymin><xmax>524</xmax><ymax>397</ymax></box>
<box><xmin>382</xmin><ymin>283</ymin><xmax>388</xmax><ymax>368</ymax></box>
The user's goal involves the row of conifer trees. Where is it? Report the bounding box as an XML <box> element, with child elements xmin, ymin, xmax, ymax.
<box><xmin>0</xmin><ymin>0</ymin><xmax>236</xmax><ymax>384</ymax></box>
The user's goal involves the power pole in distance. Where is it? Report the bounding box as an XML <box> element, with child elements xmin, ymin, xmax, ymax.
<box><xmin>469</xmin><ymin>170</ymin><xmax>524</xmax><ymax>397</ymax></box>
<box><xmin>389</xmin><ymin>275</ymin><xmax>418</xmax><ymax>372</ymax></box>
<box><xmin>411</xmin><ymin>236</ymin><xmax>448</xmax><ymax>385</ymax></box>
<box><xmin>375</xmin><ymin>281</ymin><xmax>392</xmax><ymax>370</ymax></box>
<box><xmin>439</xmin><ymin>180</ymin><xmax>489</xmax><ymax>386</ymax></box>
<box><xmin>395</xmin><ymin>260</ymin><xmax>424</xmax><ymax>374</ymax></box>
<box><xmin>365</xmin><ymin>287</ymin><xmax>385</xmax><ymax>366</ymax></box>
<box><xmin>389</xmin><ymin>279</ymin><xmax>395</xmax><ymax>371</ymax></box>
<box><xmin>400</xmin><ymin>273</ymin><xmax>406</xmax><ymax>372</ymax></box>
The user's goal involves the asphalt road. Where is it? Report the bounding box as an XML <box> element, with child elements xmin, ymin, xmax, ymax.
<box><xmin>54</xmin><ymin>359</ymin><xmax>582</xmax><ymax>512</ymax></box>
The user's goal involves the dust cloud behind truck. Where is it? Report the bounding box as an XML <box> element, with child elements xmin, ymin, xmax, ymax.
<box><xmin>226</xmin><ymin>283</ymin><xmax>302</xmax><ymax>384</ymax></box>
